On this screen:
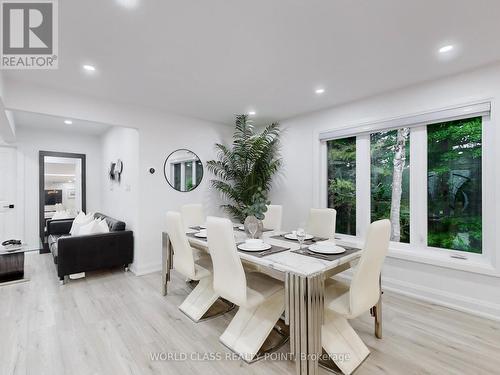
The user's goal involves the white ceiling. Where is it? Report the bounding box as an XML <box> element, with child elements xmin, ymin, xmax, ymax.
<box><xmin>5</xmin><ymin>0</ymin><xmax>500</xmax><ymax>125</ymax></box>
<box><xmin>12</xmin><ymin>110</ymin><xmax>111</xmax><ymax>135</ymax></box>
<box><xmin>45</xmin><ymin>161</ymin><xmax>77</xmax><ymax>184</ymax></box>
<box><xmin>45</xmin><ymin>162</ymin><xmax>76</xmax><ymax>175</ymax></box>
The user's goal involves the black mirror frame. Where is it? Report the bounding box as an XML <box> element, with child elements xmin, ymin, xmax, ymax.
<box><xmin>39</xmin><ymin>151</ymin><xmax>86</xmax><ymax>251</ymax></box>
<box><xmin>163</xmin><ymin>149</ymin><xmax>204</xmax><ymax>193</ymax></box>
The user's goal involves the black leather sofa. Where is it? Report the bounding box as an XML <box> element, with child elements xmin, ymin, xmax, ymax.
<box><xmin>47</xmin><ymin>213</ymin><xmax>134</xmax><ymax>283</ymax></box>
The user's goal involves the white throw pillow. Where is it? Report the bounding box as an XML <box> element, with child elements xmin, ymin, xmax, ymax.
<box><xmin>78</xmin><ymin>220</ymin><xmax>97</xmax><ymax>236</ymax></box>
<box><xmin>96</xmin><ymin>218</ymin><xmax>110</xmax><ymax>233</ymax></box>
<box><xmin>70</xmin><ymin>212</ymin><xmax>94</xmax><ymax>236</ymax></box>
<box><xmin>78</xmin><ymin>219</ymin><xmax>110</xmax><ymax>236</ymax></box>
<box><xmin>69</xmin><ymin>212</ymin><xmax>85</xmax><ymax>235</ymax></box>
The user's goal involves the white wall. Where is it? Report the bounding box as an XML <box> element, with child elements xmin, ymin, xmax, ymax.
<box><xmin>0</xmin><ymin>71</ymin><xmax>4</xmax><ymax>99</ymax></box>
<box><xmin>136</xmin><ymin>119</ymin><xmax>230</xmax><ymax>273</ymax></box>
<box><xmin>4</xmin><ymin>81</ymin><xmax>232</xmax><ymax>274</ymax></box>
<box><xmin>0</xmin><ymin>72</ymin><xmax>16</xmax><ymax>144</ymax></box>
<box><xmin>101</xmin><ymin>126</ymin><xmax>139</xmax><ymax>231</ymax></box>
<box><xmin>15</xmin><ymin>126</ymin><xmax>102</xmax><ymax>246</ymax></box>
<box><xmin>271</xmin><ymin>63</ymin><xmax>500</xmax><ymax>321</ymax></box>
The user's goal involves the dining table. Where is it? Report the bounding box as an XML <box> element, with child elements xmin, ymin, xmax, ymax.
<box><xmin>161</xmin><ymin>227</ymin><xmax>382</xmax><ymax>375</ymax></box>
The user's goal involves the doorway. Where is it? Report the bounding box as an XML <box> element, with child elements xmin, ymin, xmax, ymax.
<box><xmin>0</xmin><ymin>147</ymin><xmax>18</xmax><ymax>242</ymax></box>
<box><xmin>39</xmin><ymin>151</ymin><xmax>86</xmax><ymax>252</ymax></box>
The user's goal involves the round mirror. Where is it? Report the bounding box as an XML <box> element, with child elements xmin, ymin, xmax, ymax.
<box><xmin>163</xmin><ymin>149</ymin><xmax>204</xmax><ymax>192</ymax></box>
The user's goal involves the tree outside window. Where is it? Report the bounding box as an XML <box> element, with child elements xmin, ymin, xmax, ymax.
<box><xmin>371</xmin><ymin>129</ymin><xmax>410</xmax><ymax>243</ymax></box>
<box><xmin>327</xmin><ymin>137</ymin><xmax>356</xmax><ymax>235</ymax></box>
<box><xmin>427</xmin><ymin>117</ymin><xmax>482</xmax><ymax>253</ymax></box>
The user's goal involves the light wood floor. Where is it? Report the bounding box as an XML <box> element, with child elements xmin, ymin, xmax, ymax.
<box><xmin>1</xmin><ymin>253</ymin><xmax>499</xmax><ymax>375</ymax></box>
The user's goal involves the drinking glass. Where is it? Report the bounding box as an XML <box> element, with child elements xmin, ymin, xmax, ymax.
<box><xmin>245</xmin><ymin>218</ymin><xmax>258</xmax><ymax>239</ymax></box>
<box><xmin>296</xmin><ymin>228</ymin><xmax>306</xmax><ymax>250</ymax></box>
<box><xmin>249</xmin><ymin>224</ymin><xmax>258</xmax><ymax>239</ymax></box>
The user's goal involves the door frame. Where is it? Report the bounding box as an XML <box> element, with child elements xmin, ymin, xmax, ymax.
<box><xmin>39</xmin><ymin>151</ymin><xmax>86</xmax><ymax>245</ymax></box>
<box><xmin>0</xmin><ymin>146</ymin><xmax>18</xmax><ymax>241</ymax></box>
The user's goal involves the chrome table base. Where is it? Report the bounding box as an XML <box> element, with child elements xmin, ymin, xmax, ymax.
<box><xmin>286</xmin><ymin>272</ymin><xmax>325</xmax><ymax>375</ymax></box>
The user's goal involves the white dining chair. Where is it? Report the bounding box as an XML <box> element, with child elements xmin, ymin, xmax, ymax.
<box><xmin>262</xmin><ymin>204</ymin><xmax>283</xmax><ymax>231</ymax></box>
<box><xmin>181</xmin><ymin>203</ymin><xmax>205</xmax><ymax>230</ymax></box>
<box><xmin>166</xmin><ymin>211</ymin><xmax>225</xmax><ymax>322</ymax></box>
<box><xmin>321</xmin><ymin>219</ymin><xmax>391</xmax><ymax>374</ymax></box>
<box><xmin>306</xmin><ymin>208</ymin><xmax>337</xmax><ymax>238</ymax></box>
<box><xmin>206</xmin><ymin>216</ymin><xmax>286</xmax><ymax>362</ymax></box>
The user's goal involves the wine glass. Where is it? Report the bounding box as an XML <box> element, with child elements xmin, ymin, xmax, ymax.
<box><xmin>247</xmin><ymin>221</ymin><xmax>258</xmax><ymax>239</ymax></box>
<box><xmin>296</xmin><ymin>228</ymin><xmax>306</xmax><ymax>250</ymax></box>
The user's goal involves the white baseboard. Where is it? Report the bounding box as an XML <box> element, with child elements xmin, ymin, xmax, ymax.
<box><xmin>130</xmin><ymin>261</ymin><xmax>162</xmax><ymax>276</ymax></box>
<box><xmin>336</xmin><ymin>273</ymin><xmax>500</xmax><ymax>322</ymax></box>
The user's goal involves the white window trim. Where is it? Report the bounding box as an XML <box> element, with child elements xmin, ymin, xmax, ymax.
<box><xmin>317</xmin><ymin>100</ymin><xmax>499</xmax><ymax>277</ymax></box>
<box><xmin>319</xmin><ymin>100</ymin><xmax>491</xmax><ymax>141</ymax></box>
<box><xmin>335</xmin><ymin>232</ymin><xmax>497</xmax><ymax>276</ymax></box>
<box><xmin>356</xmin><ymin>135</ymin><xmax>370</xmax><ymax>239</ymax></box>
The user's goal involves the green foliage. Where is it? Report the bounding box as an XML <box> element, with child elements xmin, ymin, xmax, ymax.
<box><xmin>327</xmin><ymin>118</ymin><xmax>482</xmax><ymax>253</ymax></box>
<box><xmin>329</xmin><ymin>178</ymin><xmax>355</xmax><ymax>205</ymax></box>
<box><xmin>427</xmin><ymin>117</ymin><xmax>482</xmax><ymax>253</ymax></box>
<box><xmin>327</xmin><ymin>137</ymin><xmax>356</xmax><ymax>235</ymax></box>
<box><xmin>206</xmin><ymin>115</ymin><xmax>282</xmax><ymax>222</ymax></box>
<box><xmin>241</xmin><ymin>188</ymin><xmax>270</xmax><ymax>220</ymax></box>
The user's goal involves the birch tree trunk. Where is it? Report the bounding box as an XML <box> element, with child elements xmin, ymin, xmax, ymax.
<box><xmin>390</xmin><ymin>128</ymin><xmax>410</xmax><ymax>241</ymax></box>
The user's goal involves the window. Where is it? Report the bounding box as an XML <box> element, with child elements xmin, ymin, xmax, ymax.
<box><xmin>370</xmin><ymin>129</ymin><xmax>410</xmax><ymax>243</ymax></box>
<box><xmin>185</xmin><ymin>161</ymin><xmax>193</xmax><ymax>190</ymax></box>
<box><xmin>427</xmin><ymin>117</ymin><xmax>482</xmax><ymax>253</ymax></box>
<box><xmin>173</xmin><ymin>163</ymin><xmax>181</xmax><ymax>190</ymax></box>
<box><xmin>322</xmin><ymin>106</ymin><xmax>488</xmax><ymax>257</ymax></box>
<box><xmin>327</xmin><ymin>137</ymin><xmax>356</xmax><ymax>235</ymax></box>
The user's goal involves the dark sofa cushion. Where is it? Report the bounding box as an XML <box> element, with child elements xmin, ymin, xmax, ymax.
<box><xmin>47</xmin><ymin>219</ymin><xmax>74</xmax><ymax>236</ymax></box>
<box><xmin>94</xmin><ymin>212</ymin><xmax>126</xmax><ymax>231</ymax></box>
<box><xmin>48</xmin><ymin>234</ymin><xmax>70</xmax><ymax>263</ymax></box>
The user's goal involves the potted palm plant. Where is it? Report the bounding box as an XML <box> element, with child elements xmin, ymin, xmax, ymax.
<box><xmin>207</xmin><ymin>115</ymin><xmax>282</xmax><ymax>238</ymax></box>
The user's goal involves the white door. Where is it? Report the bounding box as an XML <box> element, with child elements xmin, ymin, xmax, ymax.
<box><xmin>0</xmin><ymin>146</ymin><xmax>18</xmax><ymax>241</ymax></box>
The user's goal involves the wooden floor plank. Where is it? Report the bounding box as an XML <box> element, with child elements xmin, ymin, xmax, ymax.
<box><xmin>0</xmin><ymin>252</ymin><xmax>498</xmax><ymax>375</ymax></box>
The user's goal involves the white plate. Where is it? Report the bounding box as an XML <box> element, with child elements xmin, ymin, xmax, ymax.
<box><xmin>194</xmin><ymin>232</ymin><xmax>207</xmax><ymax>238</ymax></box>
<box><xmin>284</xmin><ymin>233</ymin><xmax>314</xmax><ymax>241</ymax></box>
<box><xmin>308</xmin><ymin>244</ymin><xmax>346</xmax><ymax>255</ymax></box>
<box><xmin>199</xmin><ymin>224</ymin><xmax>207</xmax><ymax>229</ymax></box>
<box><xmin>237</xmin><ymin>243</ymin><xmax>272</xmax><ymax>252</ymax></box>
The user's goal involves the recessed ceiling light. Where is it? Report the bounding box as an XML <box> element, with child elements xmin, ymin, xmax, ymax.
<box><xmin>438</xmin><ymin>45</ymin><xmax>454</xmax><ymax>54</ymax></box>
<box><xmin>315</xmin><ymin>88</ymin><xmax>325</xmax><ymax>95</ymax></box>
<box><xmin>248</xmin><ymin>111</ymin><xmax>256</xmax><ymax>116</ymax></box>
<box><xmin>64</xmin><ymin>120</ymin><xmax>73</xmax><ymax>125</ymax></box>
<box><xmin>83</xmin><ymin>64</ymin><xmax>96</xmax><ymax>72</ymax></box>
<box><xmin>115</xmin><ymin>0</ymin><xmax>139</xmax><ymax>9</ymax></box>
